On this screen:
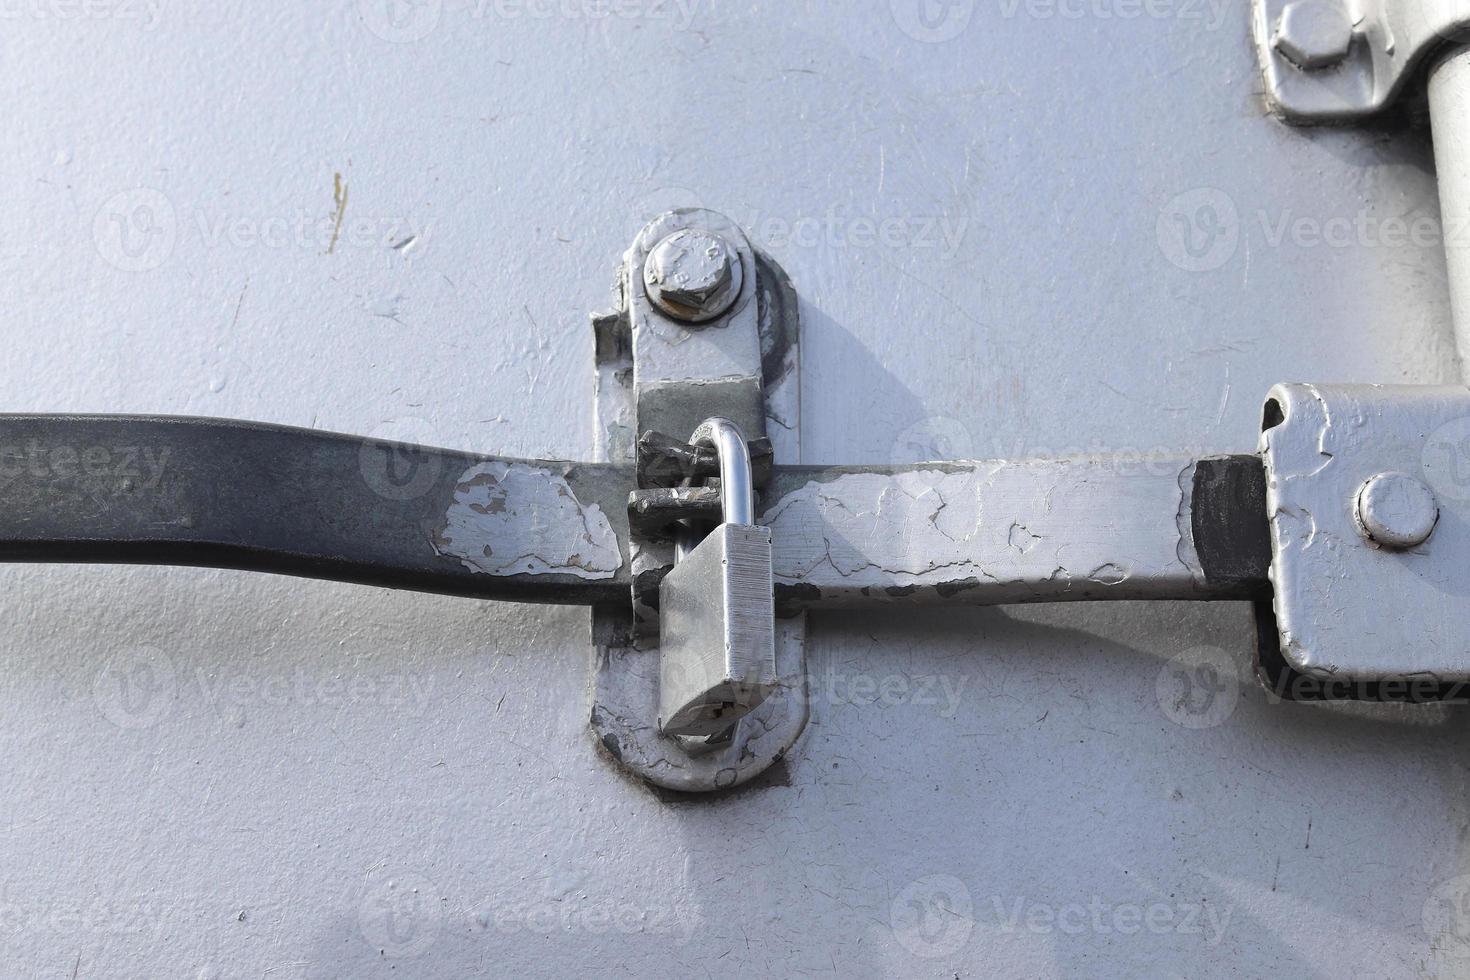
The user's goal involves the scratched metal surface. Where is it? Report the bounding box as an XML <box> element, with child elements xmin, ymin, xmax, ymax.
<box><xmin>1</xmin><ymin>2</ymin><xmax>1467</xmax><ymax>977</ymax></box>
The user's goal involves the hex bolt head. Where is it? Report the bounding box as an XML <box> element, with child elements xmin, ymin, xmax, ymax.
<box><xmin>1273</xmin><ymin>0</ymin><xmax>1353</xmax><ymax>70</ymax></box>
<box><xmin>642</xmin><ymin>229</ymin><xmax>743</xmax><ymax>324</ymax></box>
<box><xmin>1355</xmin><ymin>472</ymin><xmax>1439</xmax><ymax>550</ymax></box>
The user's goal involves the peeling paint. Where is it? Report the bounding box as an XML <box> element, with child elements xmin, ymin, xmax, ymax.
<box><xmin>762</xmin><ymin>459</ymin><xmax>1202</xmax><ymax>604</ymax></box>
<box><xmin>434</xmin><ymin>461</ymin><xmax>622</xmax><ymax>579</ymax></box>
<box><xmin>1261</xmin><ymin>383</ymin><xmax>1470</xmax><ymax>678</ymax></box>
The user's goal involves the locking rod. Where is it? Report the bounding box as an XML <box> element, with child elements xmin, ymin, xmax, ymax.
<box><xmin>0</xmin><ymin>415</ymin><xmax>1268</xmax><ymax>608</ymax></box>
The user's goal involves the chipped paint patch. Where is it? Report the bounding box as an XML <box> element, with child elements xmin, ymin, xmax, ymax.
<box><xmin>763</xmin><ymin>460</ymin><xmax>1202</xmax><ymax>603</ymax></box>
<box><xmin>434</xmin><ymin>461</ymin><xmax>622</xmax><ymax>579</ymax></box>
<box><xmin>1260</xmin><ymin>383</ymin><xmax>1470</xmax><ymax>678</ymax></box>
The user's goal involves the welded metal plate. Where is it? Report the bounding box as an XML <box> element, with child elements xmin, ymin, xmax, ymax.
<box><xmin>1261</xmin><ymin>383</ymin><xmax>1470</xmax><ymax>679</ymax></box>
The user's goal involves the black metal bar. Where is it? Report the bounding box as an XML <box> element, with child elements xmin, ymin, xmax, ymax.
<box><xmin>0</xmin><ymin>415</ymin><xmax>634</xmax><ymax>605</ymax></box>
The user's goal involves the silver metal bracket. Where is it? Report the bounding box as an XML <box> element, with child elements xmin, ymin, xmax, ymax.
<box><xmin>588</xmin><ymin>209</ymin><xmax>807</xmax><ymax>792</ymax></box>
<box><xmin>1259</xmin><ymin>384</ymin><xmax>1470</xmax><ymax>691</ymax></box>
<box><xmin>1252</xmin><ymin>0</ymin><xmax>1470</xmax><ymax>121</ymax></box>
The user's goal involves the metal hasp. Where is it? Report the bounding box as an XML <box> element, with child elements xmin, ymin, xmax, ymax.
<box><xmin>1257</xmin><ymin>384</ymin><xmax>1470</xmax><ymax>698</ymax></box>
<box><xmin>4</xmin><ymin>219</ymin><xmax>1468</xmax><ymax>782</ymax></box>
<box><xmin>1251</xmin><ymin>0</ymin><xmax>1470</xmax><ymax>121</ymax></box>
<box><xmin>589</xmin><ymin>209</ymin><xmax>808</xmax><ymax>793</ymax></box>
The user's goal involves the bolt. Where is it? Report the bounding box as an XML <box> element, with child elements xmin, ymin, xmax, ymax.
<box><xmin>1273</xmin><ymin>0</ymin><xmax>1353</xmax><ymax>70</ymax></box>
<box><xmin>1355</xmin><ymin>472</ymin><xmax>1439</xmax><ymax>550</ymax></box>
<box><xmin>642</xmin><ymin>229</ymin><xmax>743</xmax><ymax>324</ymax></box>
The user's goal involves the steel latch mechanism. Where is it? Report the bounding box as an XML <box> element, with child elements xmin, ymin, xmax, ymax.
<box><xmin>0</xmin><ymin>210</ymin><xmax>1466</xmax><ymax>793</ymax></box>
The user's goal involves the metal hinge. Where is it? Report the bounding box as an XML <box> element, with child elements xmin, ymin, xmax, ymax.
<box><xmin>1252</xmin><ymin>0</ymin><xmax>1470</xmax><ymax>121</ymax></box>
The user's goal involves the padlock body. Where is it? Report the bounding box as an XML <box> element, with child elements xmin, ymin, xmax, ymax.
<box><xmin>658</xmin><ymin>523</ymin><xmax>776</xmax><ymax>736</ymax></box>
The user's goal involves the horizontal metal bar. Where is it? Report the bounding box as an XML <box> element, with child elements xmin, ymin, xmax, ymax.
<box><xmin>0</xmin><ymin>416</ymin><xmax>1268</xmax><ymax>607</ymax></box>
<box><xmin>763</xmin><ymin>454</ymin><xmax>1268</xmax><ymax>607</ymax></box>
<box><xmin>0</xmin><ymin>415</ymin><xmax>634</xmax><ymax>604</ymax></box>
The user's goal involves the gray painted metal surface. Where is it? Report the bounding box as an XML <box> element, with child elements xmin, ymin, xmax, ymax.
<box><xmin>2</xmin><ymin>2</ymin><xmax>1468</xmax><ymax>977</ymax></box>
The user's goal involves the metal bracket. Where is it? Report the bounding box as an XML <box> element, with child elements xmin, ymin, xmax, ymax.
<box><xmin>1257</xmin><ymin>384</ymin><xmax>1470</xmax><ymax>695</ymax></box>
<box><xmin>588</xmin><ymin>209</ymin><xmax>808</xmax><ymax>793</ymax></box>
<box><xmin>1253</xmin><ymin>0</ymin><xmax>1470</xmax><ymax>121</ymax></box>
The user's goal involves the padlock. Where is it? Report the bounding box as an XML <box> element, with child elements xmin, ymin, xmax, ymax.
<box><xmin>658</xmin><ymin>417</ymin><xmax>777</xmax><ymax>737</ymax></box>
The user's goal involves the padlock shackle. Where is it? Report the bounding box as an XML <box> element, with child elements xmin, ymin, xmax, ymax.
<box><xmin>689</xmin><ymin>417</ymin><xmax>755</xmax><ymax>526</ymax></box>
